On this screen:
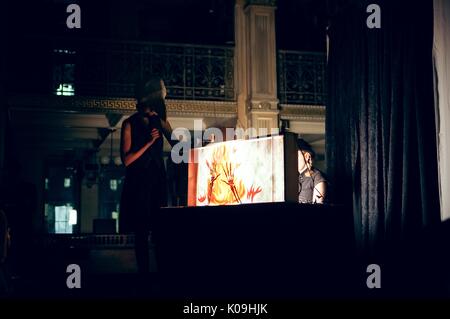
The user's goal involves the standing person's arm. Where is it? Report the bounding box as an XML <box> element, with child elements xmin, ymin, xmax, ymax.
<box><xmin>160</xmin><ymin>118</ymin><xmax>179</xmax><ymax>147</ymax></box>
<box><xmin>160</xmin><ymin>118</ymin><xmax>172</xmax><ymax>140</ymax></box>
<box><xmin>121</xmin><ymin>120</ymin><xmax>160</xmax><ymax>167</ymax></box>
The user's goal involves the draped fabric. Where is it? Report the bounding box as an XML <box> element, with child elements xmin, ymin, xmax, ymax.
<box><xmin>326</xmin><ymin>0</ymin><xmax>441</xmax><ymax>252</ymax></box>
<box><xmin>433</xmin><ymin>0</ymin><xmax>450</xmax><ymax>222</ymax></box>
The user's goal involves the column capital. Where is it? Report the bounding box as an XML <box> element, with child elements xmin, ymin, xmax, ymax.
<box><xmin>245</xmin><ymin>0</ymin><xmax>277</xmax><ymax>8</ymax></box>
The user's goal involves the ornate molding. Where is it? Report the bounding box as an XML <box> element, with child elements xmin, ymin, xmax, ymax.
<box><xmin>250</xmin><ymin>100</ymin><xmax>278</xmax><ymax>111</ymax></box>
<box><xmin>167</xmin><ymin>99</ymin><xmax>237</xmax><ymax>118</ymax></box>
<box><xmin>279</xmin><ymin>104</ymin><xmax>325</xmax><ymax>121</ymax></box>
<box><xmin>8</xmin><ymin>95</ymin><xmax>136</xmax><ymax>113</ymax></box>
<box><xmin>8</xmin><ymin>95</ymin><xmax>237</xmax><ymax>118</ymax></box>
<box><xmin>8</xmin><ymin>96</ymin><xmax>325</xmax><ymax>121</ymax></box>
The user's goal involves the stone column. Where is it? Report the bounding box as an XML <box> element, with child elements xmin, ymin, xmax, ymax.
<box><xmin>234</xmin><ymin>0</ymin><xmax>250</xmax><ymax>131</ymax></box>
<box><xmin>235</xmin><ymin>0</ymin><xmax>279</xmax><ymax>137</ymax></box>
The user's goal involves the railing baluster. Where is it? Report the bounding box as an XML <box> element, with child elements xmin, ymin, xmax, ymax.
<box><xmin>53</xmin><ymin>38</ymin><xmax>235</xmax><ymax>101</ymax></box>
<box><xmin>278</xmin><ymin>50</ymin><xmax>326</xmax><ymax>105</ymax></box>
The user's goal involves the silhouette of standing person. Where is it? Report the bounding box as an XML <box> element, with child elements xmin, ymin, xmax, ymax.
<box><xmin>0</xmin><ymin>162</ymin><xmax>36</xmax><ymax>278</ymax></box>
<box><xmin>0</xmin><ymin>209</ymin><xmax>11</xmax><ymax>295</ymax></box>
<box><xmin>119</xmin><ymin>77</ymin><xmax>174</xmax><ymax>279</ymax></box>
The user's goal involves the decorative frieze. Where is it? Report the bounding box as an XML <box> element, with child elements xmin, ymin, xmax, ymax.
<box><xmin>279</xmin><ymin>104</ymin><xmax>325</xmax><ymax>121</ymax></box>
<box><xmin>8</xmin><ymin>95</ymin><xmax>237</xmax><ymax>118</ymax></box>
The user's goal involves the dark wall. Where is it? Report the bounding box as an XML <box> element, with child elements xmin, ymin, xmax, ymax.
<box><xmin>5</xmin><ymin>0</ymin><xmax>235</xmax><ymax>96</ymax></box>
<box><xmin>276</xmin><ymin>0</ymin><xmax>328</xmax><ymax>52</ymax></box>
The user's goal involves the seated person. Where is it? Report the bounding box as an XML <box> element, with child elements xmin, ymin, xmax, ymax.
<box><xmin>297</xmin><ymin>139</ymin><xmax>327</xmax><ymax>204</ymax></box>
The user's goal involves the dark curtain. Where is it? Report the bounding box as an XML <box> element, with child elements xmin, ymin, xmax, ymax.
<box><xmin>326</xmin><ymin>0</ymin><xmax>441</xmax><ymax>253</ymax></box>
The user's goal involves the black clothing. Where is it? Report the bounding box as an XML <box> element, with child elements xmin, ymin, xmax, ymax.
<box><xmin>298</xmin><ymin>168</ymin><xmax>326</xmax><ymax>204</ymax></box>
<box><xmin>120</xmin><ymin>112</ymin><xmax>167</xmax><ymax>233</ymax></box>
<box><xmin>119</xmin><ymin>112</ymin><xmax>167</xmax><ymax>274</ymax></box>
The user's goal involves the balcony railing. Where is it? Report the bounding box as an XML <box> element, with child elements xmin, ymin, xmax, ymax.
<box><xmin>51</xmin><ymin>38</ymin><xmax>326</xmax><ymax>105</ymax></box>
<box><xmin>278</xmin><ymin>50</ymin><xmax>326</xmax><ymax>105</ymax></box>
<box><xmin>52</xmin><ymin>38</ymin><xmax>235</xmax><ymax>101</ymax></box>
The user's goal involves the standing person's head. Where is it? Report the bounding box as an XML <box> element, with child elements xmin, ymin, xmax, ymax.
<box><xmin>297</xmin><ymin>139</ymin><xmax>315</xmax><ymax>173</ymax></box>
<box><xmin>135</xmin><ymin>76</ymin><xmax>167</xmax><ymax>120</ymax></box>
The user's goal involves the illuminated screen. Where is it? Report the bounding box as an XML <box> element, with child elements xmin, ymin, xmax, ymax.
<box><xmin>188</xmin><ymin>136</ymin><xmax>285</xmax><ymax>206</ymax></box>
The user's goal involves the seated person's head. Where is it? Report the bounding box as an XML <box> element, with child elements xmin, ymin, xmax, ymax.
<box><xmin>297</xmin><ymin>139</ymin><xmax>315</xmax><ymax>173</ymax></box>
<box><xmin>296</xmin><ymin>139</ymin><xmax>327</xmax><ymax>203</ymax></box>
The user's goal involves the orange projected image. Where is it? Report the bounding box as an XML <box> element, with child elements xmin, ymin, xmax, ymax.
<box><xmin>198</xmin><ymin>145</ymin><xmax>248</xmax><ymax>205</ymax></box>
<box><xmin>188</xmin><ymin>135</ymin><xmax>287</xmax><ymax>206</ymax></box>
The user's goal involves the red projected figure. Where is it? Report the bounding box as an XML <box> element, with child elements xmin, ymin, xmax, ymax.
<box><xmin>297</xmin><ymin>139</ymin><xmax>327</xmax><ymax>204</ymax></box>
